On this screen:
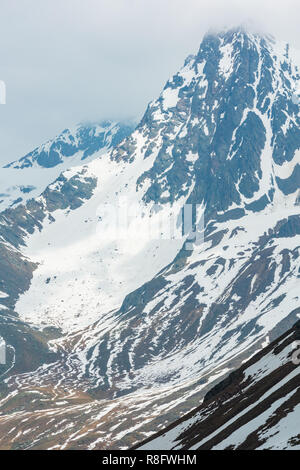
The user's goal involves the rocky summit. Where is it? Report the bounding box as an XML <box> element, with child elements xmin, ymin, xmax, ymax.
<box><xmin>0</xmin><ymin>120</ymin><xmax>134</xmax><ymax>211</ymax></box>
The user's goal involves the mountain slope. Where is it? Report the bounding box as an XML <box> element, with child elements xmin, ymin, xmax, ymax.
<box><xmin>0</xmin><ymin>121</ymin><xmax>134</xmax><ymax>211</ymax></box>
<box><xmin>0</xmin><ymin>27</ymin><xmax>299</xmax><ymax>450</ymax></box>
<box><xmin>136</xmin><ymin>320</ymin><xmax>300</xmax><ymax>450</ymax></box>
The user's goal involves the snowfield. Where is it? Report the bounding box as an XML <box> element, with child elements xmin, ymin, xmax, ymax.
<box><xmin>15</xmin><ymin>144</ymin><xmax>188</xmax><ymax>332</ymax></box>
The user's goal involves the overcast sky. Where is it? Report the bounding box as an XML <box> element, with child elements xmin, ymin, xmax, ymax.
<box><xmin>0</xmin><ymin>0</ymin><xmax>299</xmax><ymax>165</ymax></box>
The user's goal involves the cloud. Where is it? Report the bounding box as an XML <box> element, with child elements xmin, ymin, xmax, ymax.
<box><xmin>0</xmin><ymin>0</ymin><xmax>299</xmax><ymax>164</ymax></box>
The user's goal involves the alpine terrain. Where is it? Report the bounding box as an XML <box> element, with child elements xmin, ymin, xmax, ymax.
<box><xmin>0</xmin><ymin>120</ymin><xmax>134</xmax><ymax>212</ymax></box>
<box><xmin>0</xmin><ymin>26</ymin><xmax>299</xmax><ymax>450</ymax></box>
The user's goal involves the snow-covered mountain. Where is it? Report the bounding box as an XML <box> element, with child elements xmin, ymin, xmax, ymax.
<box><xmin>136</xmin><ymin>320</ymin><xmax>300</xmax><ymax>450</ymax></box>
<box><xmin>0</xmin><ymin>121</ymin><xmax>134</xmax><ymax>211</ymax></box>
<box><xmin>0</xmin><ymin>27</ymin><xmax>299</xmax><ymax>450</ymax></box>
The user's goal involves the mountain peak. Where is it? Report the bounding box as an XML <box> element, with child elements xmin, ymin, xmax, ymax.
<box><xmin>5</xmin><ymin>120</ymin><xmax>134</xmax><ymax>170</ymax></box>
<box><xmin>0</xmin><ymin>120</ymin><xmax>135</xmax><ymax>211</ymax></box>
<box><xmin>131</xmin><ymin>21</ymin><xmax>300</xmax><ymax>219</ymax></box>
